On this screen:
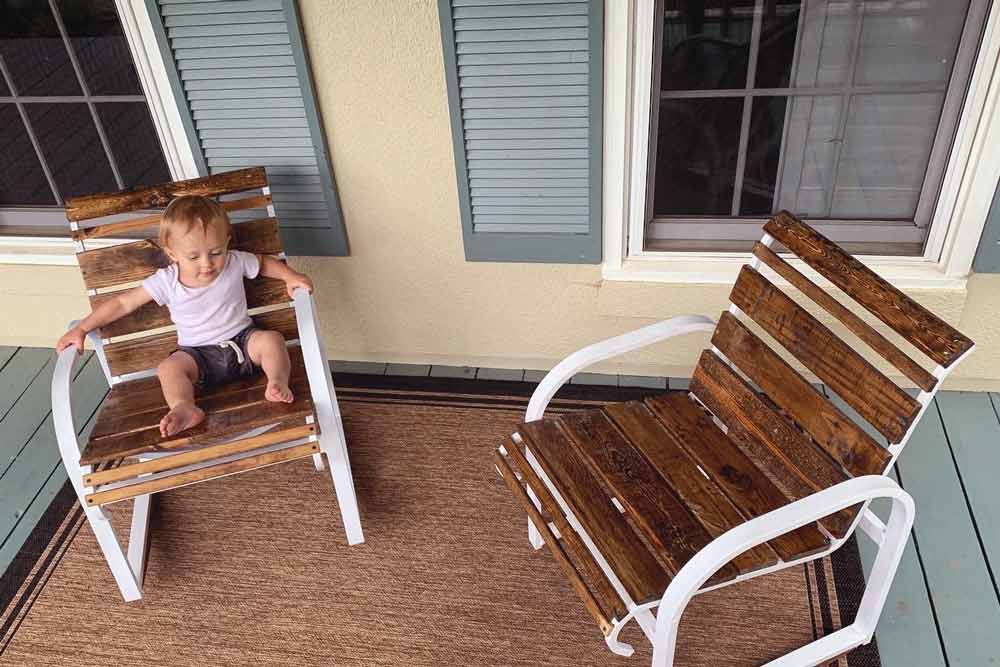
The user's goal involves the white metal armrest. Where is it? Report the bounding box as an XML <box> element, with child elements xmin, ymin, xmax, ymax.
<box><xmin>525</xmin><ymin>314</ymin><xmax>716</xmax><ymax>421</ymax></box>
<box><xmin>52</xmin><ymin>321</ymin><xmax>93</xmax><ymax>497</ymax></box>
<box><xmin>651</xmin><ymin>475</ymin><xmax>915</xmax><ymax>667</ymax></box>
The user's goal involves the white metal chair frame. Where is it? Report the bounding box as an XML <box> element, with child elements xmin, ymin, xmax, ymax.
<box><xmin>519</xmin><ymin>232</ymin><xmax>973</xmax><ymax>666</ymax></box>
<box><xmin>52</xmin><ymin>287</ymin><xmax>363</xmax><ymax>602</ymax></box>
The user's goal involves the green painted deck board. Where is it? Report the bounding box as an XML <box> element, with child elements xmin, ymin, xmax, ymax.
<box><xmin>0</xmin><ymin>354</ymin><xmax>57</xmax><ymax>479</ymax></box>
<box><xmin>0</xmin><ymin>348</ymin><xmax>51</xmax><ymax>422</ymax></box>
<box><xmin>0</xmin><ymin>347</ymin><xmax>18</xmax><ymax>373</ymax></box>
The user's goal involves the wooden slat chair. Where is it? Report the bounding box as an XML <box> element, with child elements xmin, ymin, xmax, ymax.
<box><xmin>495</xmin><ymin>212</ymin><xmax>975</xmax><ymax>666</ymax></box>
<box><xmin>51</xmin><ymin>167</ymin><xmax>364</xmax><ymax>602</ymax></box>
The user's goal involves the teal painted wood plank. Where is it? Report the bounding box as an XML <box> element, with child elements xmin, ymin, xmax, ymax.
<box><xmin>0</xmin><ymin>348</ymin><xmax>51</xmax><ymax>422</ymax></box>
<box><xmin>895</xmin><ymin>398</ymin><xmax>1000</xmax><ymax>666</ymax></box>
<box><xmin>0</xmin><ymin>346</ymin><xmax>17</xmax><ymax>372</ymax></box>
<box><xmin>0</xmin><ymin>355</ymin><xmax>108</xmax><ymax>553</ymax></box>
<box><xmin>0</xmin><ymin>355</ymin><xmax>56</xmax><ymax>479</ymax></box>
<box><xmin>935</xmin><ymin>391</ymin><xmax>1000</xmax><ymax>591</ymax></box>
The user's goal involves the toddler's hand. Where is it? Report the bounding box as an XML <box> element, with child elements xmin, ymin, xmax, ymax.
<box><xmin>284</xmin><ymin>272</ymin><xmax>314</xmax><ymax>298</ymax></box>
<box><xmin>56</xmin><ymin>327</ymin><xmax>86</xmax><ymax>355</ymax></box>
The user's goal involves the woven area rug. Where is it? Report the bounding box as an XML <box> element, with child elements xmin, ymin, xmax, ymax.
<box><xmin>0</xmin><ymin>375</ymin><xmax>879</xmax><ymax>666</ymax></box>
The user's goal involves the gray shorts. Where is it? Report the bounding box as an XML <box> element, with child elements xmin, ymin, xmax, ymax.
<box><xmin>176</xmin><ymin>326</ymin><xmax>259</xmax><ymax>387</ymax></box>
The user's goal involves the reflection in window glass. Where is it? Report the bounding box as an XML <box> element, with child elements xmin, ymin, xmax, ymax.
<box><xmin>740</xmin><ymin>96</ymin><xmax>787</xmax><ymax>215</ymax></box>
<box><xmin>97</xmin><ymin>103</ymin><xmax>171</xmax><ymax>187</ymax></box>
<box><xmin>660</xmin><ymin>0</ymin><xmax>755</xmax><ymax>91</ymax></box>
<box><xmin>27</xmin><ymin>103</ymin><xmax>117</xmax><ymax>199</ymax></box>
<box><xmin>0</xmin><ymin>104</ymin><xmax>56</xmax><ymax>205</ymax></box>
<box><xmin>0</xmin><ymin>0</ymin><xmax>81</xmax><ymax>96</ymax></box>
<box><xmin>59</xmin><ymin>0</ymin><xmax>142</xmax><ymax>95</ymax></box>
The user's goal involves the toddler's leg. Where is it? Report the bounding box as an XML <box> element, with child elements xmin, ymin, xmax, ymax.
<box><xmin>157</xmin><ymin>351</ymin><xmax>205</xmax><ymax>436</ymax></box>
<box><xmin>248</xmin><ymin>330</ymin><xmax>294</xmax><ymax>403</ymax></box>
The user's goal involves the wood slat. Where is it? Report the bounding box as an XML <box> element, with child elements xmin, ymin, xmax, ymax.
<box><xmin>643</xmin><ymin>393</ymin><xmax>831</xmax><ymax>558</ymax></box>
<box><xmin>83</xmin><ymin>423</ymin><xmax>315</xmax><ymax>487</ymax></box>
<box><xmin>602</xmin><ymin>401</ymin><xmax>778</xmax><ymax>574</ymax></box>
<box><xmin>689</xmin><ymin>351</ymin><xmax>858</xmax><ymax>538</ymax></box>
<box><xmin>80</xmin><ymin>375</ymin><xmax>312</xmax><ymax>465</ymax></box>
<box><xmin>72</xmin><ymin>194</ymin><xmax>273</xmax><ymax>242</ymax></box>
<box><xmin>764</xmin><ymin>212</ymin><xmax>974</xmax><ymax>368</ymax></box>
<box><xmin>558</xmin><ymin>410</ymin><xmax>738</xmax><ymax>583</ymax></box>
<box><xmin>731</xmin><ymin>265</ymin><xmax>921</xmax><ymax>443</ymax></box>
<box><xmin>85</xmin><ymin>441</ymin><xmax>319</xmax><ymax>506</ymax></box>
<box><xmin>92</xmin><ymin>276</ymin><xmax>290</xmax><ymax>338</ymax></box>
<box><xmin>103</xmin><ymin>306</ymin><xmax>298</xmax><ymax>377</ymax></box>
<box><xmin>65</xmin><ymin>167</ymin><xmax>268</xmax><ymax>222</ymax></box>
<box><xmin>753</xmin><ymin>243</ymin><xmax>937</xmax><ymax>392</ymax></box>
<box><xmin>518</xmin><ymin>418</ymin><xmax>670</xmax><ymax>604</ymax></box>
<box><xmin>712</xmin><ymin>312</ymin><xmax>891</xmax><ymax>477</ymax></box>
<box><xmin>77</xmin><ymin>217</ymin><xmax>284</xmax><ymax>290</ymax></box>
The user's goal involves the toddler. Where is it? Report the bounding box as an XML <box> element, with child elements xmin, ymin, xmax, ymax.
<box><xmin>56</xmin><ymin>196</ymin><xmax>313</xmax><ymax>438</ymax></box>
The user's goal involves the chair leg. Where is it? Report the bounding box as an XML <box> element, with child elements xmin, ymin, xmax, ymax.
<box><xmin>312</xmin><ymin>452</ymin><xmax>325</xmax><ymax>471</ymax></box>
<box><xmin>127</xmin><ymin>494</ymin><xmax>152</xmax><ymax>589</ymax></box>
<box><xmin>85</xmin><ymin>506</ymin><xmax>143</xmax><ymax>602</ymax></box>
<box><xmin>319</xmin><ymin>421</ymin><xmax>364</xmax><ymax>545</ymax></box>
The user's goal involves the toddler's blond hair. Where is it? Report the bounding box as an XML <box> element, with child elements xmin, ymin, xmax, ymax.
<box><xmin>158</xmin><ymin>195</ymin><xmax>232</xmax><ymax>249</ymax></box>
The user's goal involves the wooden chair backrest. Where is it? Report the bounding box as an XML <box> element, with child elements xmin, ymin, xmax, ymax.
<box><xmin>65</xmin><ymin>167</ymin><xmax>299</xmax><ymax>380</ymax></box>
<box><xmin>692</xmin><ymin>212</ymin><xmax>974</xmax><ymax>479</ymax></box>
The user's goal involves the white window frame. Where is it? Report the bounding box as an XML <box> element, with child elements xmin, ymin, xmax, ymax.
<box><xmin>0</xmin><ymin>0</ymin><xmax>198</xmax><ymax>265</ymax></box>
<box><xmin>603</xmin><ymin>0</ymin><xmax>1000</xmax><ymax>289</ymax></box>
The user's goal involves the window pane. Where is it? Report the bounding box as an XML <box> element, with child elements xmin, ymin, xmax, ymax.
<box><xmin>660</xmin><ymin>0</ymin><xmax>755</xmax><ymax>91</ymax></box>
<box><xmin>789</xmin><ymin>3</ymin><xmax>860</xmax><ymax>88</ymax></box>
<box><xmin>653</xmin><ymin>97</ymin><xmax>743</xmax><ymax>215</ymax></box>
<box><xmin>740</xmin><ymin>96</ymin><xmax>787</xmax><ymax>216</ymax></box>
<box><xmin>754</xmin><ymin>1</ymin><xmax>802</xmax><ymax>89</ymax></box>
<box><xmin>97</xmin><ymin>103</ymin><xmax>170</xmax><ymax>187</ymax></box>
<box><xmin>830</xmin><ymin>93</ymin><xmax>943</xmax><ymax>219</ymax></box>
<box><xmin>59</xmin><ymin>0</ymin><xmax>142</xmax><ymax>95</ymax></box>
<box><xmin>27</xmin><ymin>103</ymin><xmax>116</xmax><ymax>200</ymax></box>
<box><xmin>0</xmin><ymin>1</ymin><xmax>82</xmax><ymax>96</ymax></box>
<box><xmin>774</xmin><ymin>96</ymin><xmax>841</xmax><ymax>216</ymax></box>
<box><xmin>0</xmin><ymin>104</ymin><xmax>56</xmax><ymax>206</ymax></box>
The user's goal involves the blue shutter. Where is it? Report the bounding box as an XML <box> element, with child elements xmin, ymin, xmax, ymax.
<box><xmin>147</xmin><ymin>0</ymin><xmax>348</xmax><ymax>256</ymax></box>
<box><xmin>438</xmin><ymin>0</ymin><xmax>603</xmax><ymax>263</ymax></box>
<box><xmin>973</xmin><ymin>181</ymin><xmax>1000</xmax><ymax>273</ymax></box>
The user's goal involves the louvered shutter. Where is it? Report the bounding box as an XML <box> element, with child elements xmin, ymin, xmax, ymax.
<box><xmin>438</xmin><ymin>0</ymin><xmax>603</xmax><ymax>263</ymax></box>
<box><xmin>147</xmin><ymin>0</ymin><xmax>348</xmax><ymax>256</ymax></box>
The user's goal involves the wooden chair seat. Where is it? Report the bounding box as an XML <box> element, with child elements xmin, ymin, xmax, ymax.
<box><xmin>81</xmin><ymin>347</ymin><xmax>314</xmax><ymax>466</ymax></box>
<box><xmin>497</xmin><ymin>390</ymin><xmax>865</xmax><ymax>633</ymax></box>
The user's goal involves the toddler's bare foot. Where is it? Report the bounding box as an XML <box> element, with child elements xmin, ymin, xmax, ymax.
<box><xmin>159</xmin><ymin>401</ymin><xmax>205</xmax><ymax>437</ymax></box>
<box><xmin>265</xmin><ymin>381</ymin><xmax>294</xmax><ymax>403</ymax></box>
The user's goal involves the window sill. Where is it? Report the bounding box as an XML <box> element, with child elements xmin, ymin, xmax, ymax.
<box><xmin>603</xmin><ymin>252</ymin><xmax>970</xmax><ymax>291</ymax></box>
<box><xmin>0</xmin><ymin>236</ymin><xmax>128</xmax><ymax>266</ymax></box>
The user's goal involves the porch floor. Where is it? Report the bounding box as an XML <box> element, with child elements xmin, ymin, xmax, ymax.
<box><xmin>1</xmin><ymin>346</ymin><xmax>997</xmax><ymax>665</ymax></box>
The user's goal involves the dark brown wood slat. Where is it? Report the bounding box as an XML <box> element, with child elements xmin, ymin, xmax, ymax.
<box><xmin>557</xmin><ymin>410</ymin><xmax>739</xmax><ymax>583</ymax></box>
<box><xmin>731</xmin><ymin>266</ymin><xmax>920</xmax><ymax>443</ymax></box>
<box><xmin>689</xmin><ymin>351</ymin><xmax>857</xmax><ymax>538</ymax></box>
<box><xmin>501</xmin><ymin>439</ymin><xmax>625</xmax><ymax>622</ymax></box>
<box><xmin>77</xmin><ymin>217</ymin><xmax>284</xmax><ymax>290</ymax></box>
<box><xmin>92</xmin><ymin>277</ymin><xmax>291</xmax><ymax>338</ymax></box>
<box><xmin>518</xmin><ymin>418</ymin><xmax>671</xmax><ymax>604</ymax></box>
<box><xmin>753</xmin><ymin>243</ymin><xmax>938</xmax><ymax>392</ymax></box>
<box><xmin>494</xmin><ymin>450</ymin><xmax>616</xmax><ymax>635</ymax></box>
<box><xmin>713</xmin><ymin>312</ymin><xmax>891</xmax><ymax>477</ymax></box>
<box><xmin>80</xmin><ymin>375</ymin><xmax>313</xmax><ymax>465</ymax></box>
<box><xmin>765</xmin><ymin>212</ymin><xmax>974</xmax><ymax>368</ymax></box>
<box><xmin>103</xmin><ymin>307</ymin><xmax>298</xmax><ymax>377</ymax></box>
<box><xmin>66</xmin><ymin>167</ymin><xmax>267</xmax><ymax>222</ymax></box>
<box><xmin>602</xmin><ymin>401</ymin><xmax>778</xmax><ymax>574</ymax></box>
<box><xmin>644</xmin><ymin>393</ymin><xmax>831</xmax><ymax>558</ymax></box>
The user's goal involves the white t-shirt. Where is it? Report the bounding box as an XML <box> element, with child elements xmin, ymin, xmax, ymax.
<box><xmin>142</xmin><ymin>250</ymin><xmax>260</xmax><ymax>347</ymax></box>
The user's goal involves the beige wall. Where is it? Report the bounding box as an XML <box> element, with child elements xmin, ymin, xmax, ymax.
<box><xmin>2</xmin><ymin>1</ymin><xmax>999</xmax><ymax>390</ymax></box>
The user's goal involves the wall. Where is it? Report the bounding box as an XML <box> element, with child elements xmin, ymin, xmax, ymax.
<box><xmin>2</xmin><ymin>0</ymin><xmax>999</xmax><ymax>391</ymax></box>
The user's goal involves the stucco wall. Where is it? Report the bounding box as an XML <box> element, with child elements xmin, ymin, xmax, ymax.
<box><xmin>1</xmin><ymin>0</ymin><xmax>998</xmax><ymax>390</ymax></box>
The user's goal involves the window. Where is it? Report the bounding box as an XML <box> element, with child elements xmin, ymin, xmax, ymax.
<box><xmin>643</xmin><ymin>0</ymin><xmax>987</xmax><ymax>254</ymax></box>
<box><xmin>0</xmin><ymin>0</ymin><xmax>171</xmax><ymax>236</ymax></box>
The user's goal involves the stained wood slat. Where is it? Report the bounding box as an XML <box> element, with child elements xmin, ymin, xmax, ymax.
<box><xmin>77</xmin><ymin>217</ymin><xmax>284</xmax><ymax>290</ymax></box>
<box><xmin>753</xmin><ymin>243</ymin><xmax>937</xmax><ymax>392</ymax></box>
<box><xmin>558</xmin><ymin>410</ymin><xmax>738</xmax><ymax>583</ymax></box>
<box><xmin>85</xmin><ymin>440</ymin><xmax>319</xmax><ymax>506</ymax></box>
<box><xmin>643</xmin><ymin>393</ymin><xmax>831</xmax><ymax>558</ymax></box>
<box><xmin>731</xmin><ymin>265</ymin><xmax>920</xmax><ymax>443</ymax></box>
<box><xmin>66</xmin><ymin>167</ymin><xmax>267</xmax><ymax>222</ymax></box>
<box><xmin>602</xmin><ymin>401</ymin><xmax>778</xmax><ymax>574</ymax></box>
<box><xmin>712</xmin><ymin>312</ymin><xmax>891</xmax><ymax>477</ymax></box>
<box><xmin>518</xmin><ymin>419</ymin><xmax>670</xmax><ymax>604</ymax></box>
<box><xmin>764</xmin><ymin>212</ymin><xmax>974</xmax><ymax>368</ymax></box>
<box><xmin>72</xmin><ymin>194</ymin><xmax>273</xmax><ymax>242</ymax></box>
<box><xmin>92</xmin><ymin>276</ymin><xmax>290</xmax><ymax>338</ymax></box>
<box><xmin>103</xmin><ymin>306</ymin><xmax>298</xmax><ymax>377</ymax></box>
<box><xmin>83</xmin><ymin>423</ymin><xmax>316</xmax><ymax>487</ymax></box>
<box><xmin>689</xmin><ymin>351</ymin><xmax>858</xmax><ymax>538</ymax></box>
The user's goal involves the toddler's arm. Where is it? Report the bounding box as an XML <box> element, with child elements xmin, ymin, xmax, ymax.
<box><xmin>259</xmin><ymin>255</ymin><xmax>314</xmax><ymax>297</ymax></box>
<box><xmin>56</xmin><ymin>286</ymin><xmax>155</xmax><ymax>354</ymax></box>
